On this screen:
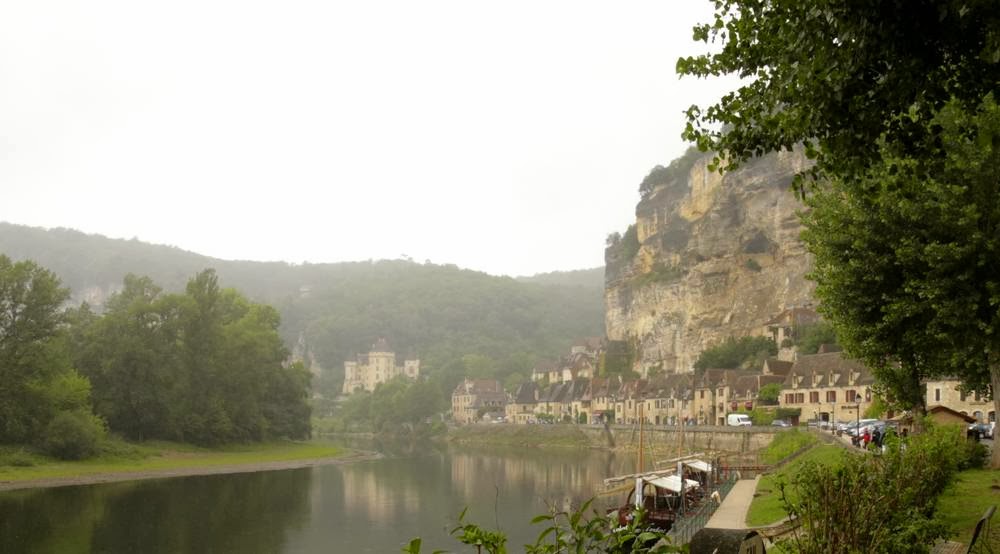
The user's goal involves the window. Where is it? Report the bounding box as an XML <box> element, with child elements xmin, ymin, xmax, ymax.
<box><xmin>785</xmin><ymin>393</ymin><xmax>795</xmax><ymax>404</ymax></box>
<box><xmin>960</xmin><ymin>389</ymin><xmax>967</xmax><ymax>401</ymax></box>
<box><xmin>846</xmin><ymin>390</ymin><xmax>856</xmax><ymax>402</ymax></box>
<box><xmin>795</xmin><ymin>393</ymin><xmax>805</xmax><ymax>404</ymax></box>
<box><xmin>700</xmin><ymin>390</ymin><xmax>705</xmax><ymax>399</ymax></box>
<box><xmin>935</xmin><ymin>388</ymin><xmax>941</xmax><ymax>402</ymax></box>
<box><xmin>826</xmin><ymin>391</ymin><xmax>837</xmax><ymax>403</ymax></box>
<box><xmin>809</xmin><ymin>391</ymin><xmax>820</xmax><ymax>403</ymax></box>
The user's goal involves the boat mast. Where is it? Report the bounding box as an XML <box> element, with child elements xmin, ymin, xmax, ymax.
<box><xmin>637</xmin><ymin>403</ymin><xmax>644</xmax><ymax>473</ymax></box>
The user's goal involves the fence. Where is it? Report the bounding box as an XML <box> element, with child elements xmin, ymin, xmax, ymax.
<box><xmin>665</xmin><ymin>473</ymin><xmax>737</xmax><ymax>546</ymax></box>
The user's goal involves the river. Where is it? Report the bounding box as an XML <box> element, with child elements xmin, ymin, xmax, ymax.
<box><xmin>0</xmin><ymin>440</ymin><xmax>642</xmax><ymax>553</ymax></box>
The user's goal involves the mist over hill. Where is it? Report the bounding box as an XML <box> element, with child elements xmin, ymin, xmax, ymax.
<box><xmin>0</xmin><ymin>223</ymin><xmax>605</xmax><ymax>391</ymax></box>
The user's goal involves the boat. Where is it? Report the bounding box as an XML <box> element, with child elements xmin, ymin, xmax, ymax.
<box><xmin>605</xmin><ymin>455</ymin><xmax>713</xmax><ymax>532</ymax></box>
<box><xmin>602</xmin><ymin>404</ymin><xmax>717</xmax><ymax>533</ymax></box>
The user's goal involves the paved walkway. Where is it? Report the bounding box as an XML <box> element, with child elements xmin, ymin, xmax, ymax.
<box><xmin>705</xmin><ymin>476</ymin><xmax>760</xmax><ymax>529</ymax></box>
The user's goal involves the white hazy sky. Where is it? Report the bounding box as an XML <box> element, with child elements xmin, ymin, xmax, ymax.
<box><xmin>0</xmin><ymin>0</ymin><xmax>736</xmax><ymax>277</ymax></box>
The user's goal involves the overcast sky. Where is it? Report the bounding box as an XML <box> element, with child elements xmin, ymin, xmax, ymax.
<box><xmin>0</xmin><ymin>1</ymin><xmax>736</xmax><ymax>277</ymax></box>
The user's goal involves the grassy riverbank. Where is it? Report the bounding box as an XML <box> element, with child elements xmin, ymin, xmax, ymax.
<box><xmin>746</xmin><ymin>443</ymin><xmax>845</xmax><ymax>526</ymax></box>
<box><xmin>448</xmin><ymin>423</ymin><xmax>593</xmax><ymax>448</ymax></box>
<box><xmin>0</xmin><ymin>440</ymin><xmax>349</xmax><ymax>487</ymax></box>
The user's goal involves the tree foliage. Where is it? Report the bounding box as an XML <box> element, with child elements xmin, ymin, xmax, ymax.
<box><xmin>801</xmin><ymin>96</ymin><xmax>1000</xmax><ymax>422</ymax></box>
<box><xmin>792</xmin><ymin>322</ymin><xmax>838</xmax><ymax>356</ymax></box>
<box><xmin>758</xmin><ymin>383</ymin><xmax>782</xmax><ymax>405</ymax></box>
<box><xmin>678</xmin><ymin>1</ymin><xmax>1000</xmax><ymax>469</ymax></box>
<box><xmin>0</xmin><ymin>255</ymin><xmax>98</xmax><ymax>449</ymax></box>
<box><xmin>694</xmin><ymin>336</ymin><xmax>777</xmax><ymax>372</ymax></box>
<box><xmin>71</xmin><ymin>270</ymin><xmax>312</xmax><ymax>445</ymax></box>
<box><xmin>677</xmin><ymin>0</ymin><xmax>1000</xmax><ymax>188</ymax></box>
<box><xmin>638</xmin><ymin>146</ymin><xmax>701</xmax><ymax>199</ymax></box>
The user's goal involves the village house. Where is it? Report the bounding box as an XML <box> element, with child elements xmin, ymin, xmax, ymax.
<box><xmin>779</xmin><ymin>351</ymin><xmax>875</xmax><ymax>424</ymax></box>
<box><xmin>924</xmin><ymin>378</ymin><xmax>994</xmax><ymax>423</ymax></box>
<box><xmin>342</xmin><ymin>338</ymin><xmax>420</xmax><ymax>395</ymax></box>
<box><xmin>760</xmin><ymin>306</ymin><xmax>822</xmax><ymax>361</ymax></box>
<box><xmin>614</xmin><ymin>380</ymin><xmax>647</xmax><ymax>424</ymax></box>
<box><xmin>536</xmin><ymin>381</ymin><xmax>574</xmax><ymax>421</ymax></box>
<box><xmin>642</xmin><ymin>374</ymin><xmax>695</xmax><ymax>425</ymax></box>
<box><xmin>506</xmin><ymin>382</ymin><xmax>539</xmax><ymax>424</ymax></box>
<box><xmin>587</xmin><ymin>376</ymin><xmax>622</xmax><ymax>424</ymax></box>
<box><xmin>451</xmin><ymin>379</ymin><xmax>507</xmax><ymax>424</ymax></box>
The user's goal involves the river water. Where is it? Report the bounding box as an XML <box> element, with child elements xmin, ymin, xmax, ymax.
<box><xmin>0</xmin><ymin>440</ymin><xmax>641</xmax><ymax>553</ymax></box>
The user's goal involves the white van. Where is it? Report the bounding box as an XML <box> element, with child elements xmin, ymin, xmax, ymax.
<box><xmin>727</xmin><ymin>413</ymin><xmax>752</xmax><ymax>427</ymax></box>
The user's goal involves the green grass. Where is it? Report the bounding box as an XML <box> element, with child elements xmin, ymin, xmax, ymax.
<box><xmin>0</xmin><ymin>440</ymin><xmax>345</xmax><ymax>483</ymax></box>
<box><xmin>746</xmin><ymin>444</ymin><xmax>847</xmax><ymax>526</ymax></box>
<box><xmin>759</xmin><ymin>428</ymin><xmax>819</xmax><ymax>465</ymax></box>
<box><xmin>937</xmin><ymin>468</ymin><xmax>1000</xmax><ymax>548</ymax></box>
<box><xmin>448</xmin><ymin>423</ymin><xmax>591</xmax><ymax>447</ymax></box>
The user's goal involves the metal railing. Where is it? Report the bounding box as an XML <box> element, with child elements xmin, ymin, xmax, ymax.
<box><xmin>665</xmin><ymin>474</ymin><xmax>737</xmax><ymax>545</ymax></box>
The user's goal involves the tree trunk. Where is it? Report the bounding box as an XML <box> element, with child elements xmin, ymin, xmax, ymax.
<box><xmin>991</xmin><ymin>365</ymin><xmax>1000</xmax><ymax>469</ymax></box>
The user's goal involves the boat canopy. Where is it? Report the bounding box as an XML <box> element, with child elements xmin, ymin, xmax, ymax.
<box><xmin>647</xmin><ymin>475</ymin><xmax>700</xmax><ymax>493</ymax></box>
<box><xmin>683</xmin><ymin>460</ymin><xmax>712</xmax><ymax>473</ymax></box>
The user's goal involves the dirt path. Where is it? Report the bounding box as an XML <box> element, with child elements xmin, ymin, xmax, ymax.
<box><xmin>0</xmin><ymin>450</ymin><xmax>381</xmax><ymax>492</ymax></box>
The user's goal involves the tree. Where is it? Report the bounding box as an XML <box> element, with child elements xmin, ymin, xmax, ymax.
<box><xmin>71</xmin><ymin>270</ymin><xmax>313</xmax><ymax>445</ymax></box>
<box><xmin>0</xmin><ymin>256</ymin><xmax>72</xmax><ymax>443</ymax></box>
<box><xmin>677</xmin><ymin>1</ymin><xmax>1000</xmax><ymax>466</ymax></box>
<box><xmin>801</xmin><ymin>97</ymin><xmax>1000</xmax><ymax>462</ymax></box>
<box><xmin>677</xmin><ymin>0</ymin><xmax>1000</xmax><ymax>189</ymax></box>
<box><xmin>793</xmin><ymin>322</ymin><xmax>838</xmax><ymax>355</ymax></box>
<box><xmin>758</xmin><ymin>383</ymin><xmax>781</xmax><ymax>406</ymax></box>
<box><xmin>694</xmin><ymin>336</ymin><xmax>777</xmax><ymax>372</ymax></box>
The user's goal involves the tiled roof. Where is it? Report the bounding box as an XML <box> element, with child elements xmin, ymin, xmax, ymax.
<box><xmin>512</xmin><ymin>382</ymin><xmax>538</xmax><ymax>404</ymax></box>
<box><xmin>763</xmin><ymin>358</ymin><xmax>794</xmax><ymax>376</ymax></box>
<box><xmin>783</xmin><ymin>352</ymin><xmax>873</xmax><ymax>388</ymax></box>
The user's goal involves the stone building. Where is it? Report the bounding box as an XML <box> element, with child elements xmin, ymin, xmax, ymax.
<box><xmin>925</xmin><ymin>378</ymin><xmax>994</xmax><ymax>423</ymax></box>
<box><xmin>341</xmin><ymin>338</ymin><xmax>420</xmax><ymax>395</ymax></box>
<box><xmin>451</xmin><ymin>379</ymin><xmax>507</xmax><ymax>424</ymax></box>
<box><xmin>779</xmin><ymin>351</ymin><xmax>875</xmax><ymax>424</ymax></box>
<box><xmin>506</xmin><ymin>382</ymin><xmax>539</xmax><ymax>424</ymax></box>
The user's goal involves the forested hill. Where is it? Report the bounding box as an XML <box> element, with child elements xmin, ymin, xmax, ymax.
<box><xmin>514</xmin><ymin>267</ymin><xmax>603</xmax><ymax>289</ymax></box>
<box><xmin>0</xmin><ymin>222</ymin><xmax>605</xmax><ymax>390</ymax></box>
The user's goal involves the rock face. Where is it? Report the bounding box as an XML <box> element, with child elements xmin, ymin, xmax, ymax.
<box><xmin>605</xmin><ymin>150</ymin><xmax>815</xmax><ymax>373</ymax></box>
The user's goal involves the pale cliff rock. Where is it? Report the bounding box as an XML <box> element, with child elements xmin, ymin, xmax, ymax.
<box><xmin>605</xmin><ymin>150</ymin><xmax>815</xmax><ymax>373</ymax></box>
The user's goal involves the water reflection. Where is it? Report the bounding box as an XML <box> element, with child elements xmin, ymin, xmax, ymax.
<box><xmin>0</xmin><ymin>469</ymin><xmax>313</xmax><ymax>554</ymax></box>
<box><xmin>0</xmin><ymin>442</ymin><xmax>638</xmax><ymax>553</ymax></box>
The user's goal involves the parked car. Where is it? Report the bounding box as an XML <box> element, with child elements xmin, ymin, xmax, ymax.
<box><xmin>969</xmin><ymin>423</ymin><xmax>993</xmax><ymax>440</ymax></box>
<box><xmin>727</xmin><ymin>413</ymin><xmax>753</xmax><ymax>426</ymax></box>
<box><xmin>771</xmin><ymin>419</ymin><xmax>792</xmax><ymax>428</ymax></box>
<box><xmin>847</xmin><ymin>419</ymin><xmax>881</xmax><ymax>437</ymax></box>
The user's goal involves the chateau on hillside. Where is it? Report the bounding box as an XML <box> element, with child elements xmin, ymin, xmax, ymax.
<box><xmin>342</xmin><ymin>338</ymin><xmax>420</xmax><ymax>395</ymax></box>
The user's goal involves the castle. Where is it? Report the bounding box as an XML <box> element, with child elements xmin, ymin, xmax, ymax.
<box><xmin>342</xmin><ymin>338</ymin><xmax>420</xmax><ymax>395</ymax></box>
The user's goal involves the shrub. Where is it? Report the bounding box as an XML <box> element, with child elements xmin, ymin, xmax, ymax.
<box><xmin>0</xmin><ymin>449</ymin><xmax>36</xmax><ymax>467</ymax></box>
<box><xmin>776</xmin><ymin>424</ymin><xmax>969</xmax><ymax>553</ymax></box>
<box><xmin>40</xmin><ymin>410</ymin><xmax>106</xmax><ymax>460</ymax></box>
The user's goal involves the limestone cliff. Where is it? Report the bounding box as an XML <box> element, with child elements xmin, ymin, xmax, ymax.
<box><xmin>605</xmin><ymin>150</ymin><xmax>815</xmax><ymax>373</ymax></box>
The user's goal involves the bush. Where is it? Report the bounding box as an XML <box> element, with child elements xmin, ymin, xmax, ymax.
<box><xmin>0</xmin><ymin>449</ymin><xmax>37</xmax><ymax>467</ymax></box>
<box><xmin>40</xmin><ymin>410</ymin><xmax>106</xmax><ymax>460</ymax></box>
<box><xmin>959</xmin><ymin>439</ymin><xmax>989</xmax><ymax>470</ymax></box>
<box><xmin>776</xmin><ymin>424</ymin><xmax>970</xmax><ymax>553</ymax></box>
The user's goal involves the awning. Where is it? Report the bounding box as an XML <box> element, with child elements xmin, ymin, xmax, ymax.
<box><xmin>683</xmin><ymin>460</ymin><xmax>712</xmax><ymax>473</ymax></box>
<box><xmin>647</xmin><ymin>475</ymin><xmax>701</xmax><ymax>493</ymax></box>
